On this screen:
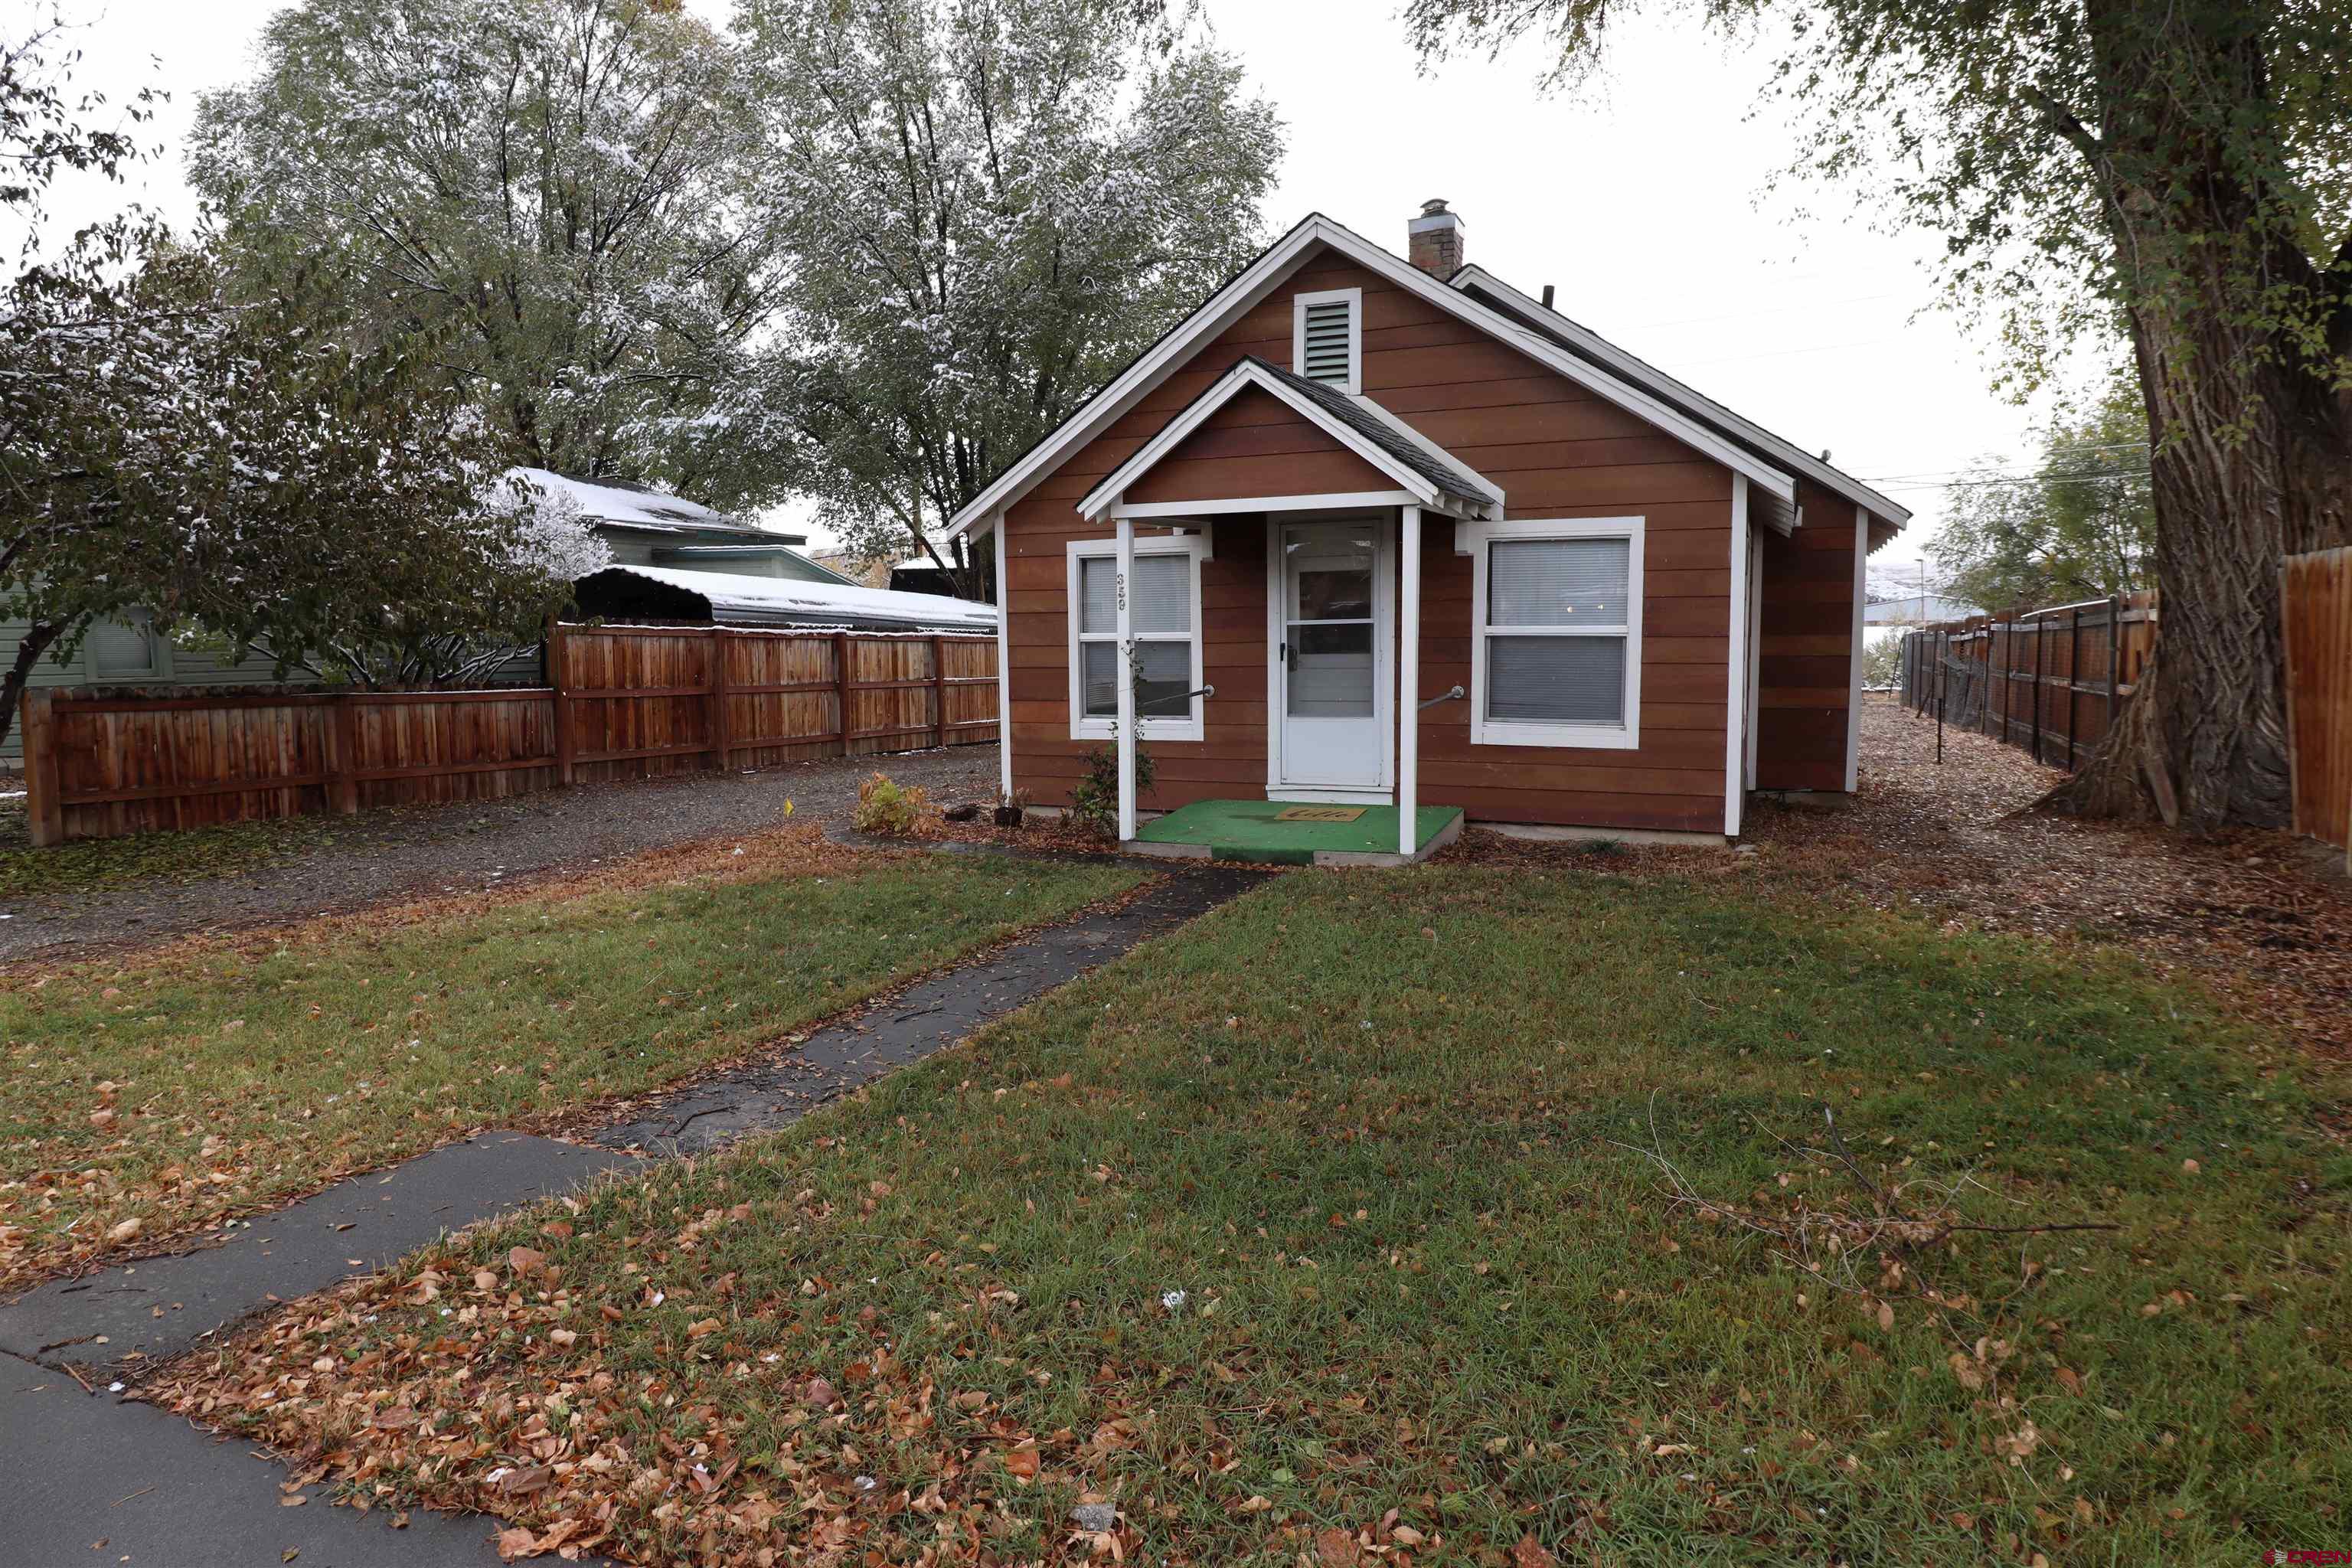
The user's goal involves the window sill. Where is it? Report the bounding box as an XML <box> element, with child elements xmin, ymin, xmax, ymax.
<box><xmin>1471</xmin><ymin>720</ymin><xmax>1639</xmax><ymax>750</ymax></box>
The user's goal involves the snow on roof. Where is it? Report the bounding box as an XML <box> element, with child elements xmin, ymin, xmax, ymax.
<box><xmin>513</xmin><ymin>467</ymin><xmax>770</xmax><ymax>536</ymax></box>
<box><xmin>588</xmin><ymin>564</ymin><xmax>998</xmax><ymax>633</ymax></box>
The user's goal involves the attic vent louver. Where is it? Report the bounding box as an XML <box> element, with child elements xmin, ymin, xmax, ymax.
<box><xmin>1292</xmin><ymin>289</ymin><xmax>1362</xmax><ymax>394</ymax></box>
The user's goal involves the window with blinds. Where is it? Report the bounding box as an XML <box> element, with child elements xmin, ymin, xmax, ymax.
<box><xmin>1292</xmin><ymin>288</ymin><xmax>1362</xmax><ymax>393</ymax></box>
<box><xmin>1471</xmin><ymin>521</ymin><xmax>1645</xmax><ymax>749</ymax></box>
<box><xmin>1068</xmin><ymin>538</ymin><xmax>1204</xmax><ymax>740</ymax></box>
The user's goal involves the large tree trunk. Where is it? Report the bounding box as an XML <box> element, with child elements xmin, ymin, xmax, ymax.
<box><xmin>2053</xmin><ymin>322</ymin><xmax>2352</xmax><ymax>830</ymax></box>
<box><xmin>2045</xmin><ymin>3</ymin><xmax>2352</xmax><ymax>831</ymax></box>
<box><xmin>0</xmin><ymin>619</ymin><xmax>67</xmax><ymax>755</ymax></box>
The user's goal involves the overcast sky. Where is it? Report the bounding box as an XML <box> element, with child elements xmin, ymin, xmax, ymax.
<box><xmin>28</xmin><ymin>0</ymin><xmax>2099</xmax><ymax>586</ymax></box>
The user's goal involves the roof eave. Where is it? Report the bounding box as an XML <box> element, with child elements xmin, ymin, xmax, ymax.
<box><xmin>946</xmin><ymin>212</ymin><xmax>1802</xmax><ymax>539</ymax></box>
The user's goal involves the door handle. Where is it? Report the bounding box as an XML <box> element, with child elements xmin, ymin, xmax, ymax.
<box><xmin>1282</xmin><ymin>639</ymin><xmax>1295</xmax><ymax>672</ymax></box>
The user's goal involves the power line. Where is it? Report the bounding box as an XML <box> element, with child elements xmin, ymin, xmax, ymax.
<box><xmin>1870</xmin><ymin>472</ymin><xmax>2151</xmax><ymax>493</ymax></box>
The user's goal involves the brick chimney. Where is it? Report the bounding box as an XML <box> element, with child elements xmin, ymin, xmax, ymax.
<box><xmin>1407</xmin><ymin>198</ymin><xmax>1465</xmax><ymax>276</ymax></box>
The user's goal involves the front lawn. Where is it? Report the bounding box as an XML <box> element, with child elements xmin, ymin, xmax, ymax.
<box><xmin>162</xmin><ymin>867</ymin><xmax>2350</xmax><ymax>1566</ymax></box>
<box><xmin>0</xmin><ymin>830</ymin><xmax>1140</xmax><ymax>1293</ymax></box>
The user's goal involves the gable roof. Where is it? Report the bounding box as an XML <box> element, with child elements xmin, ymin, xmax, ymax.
<box><xmin>1078</xmin><ymin>356</ymin><xmax>1501</xmax><ymax>521</ymax></box>
<box><xmin>946</xmin><ymin>214</ymin><xmax>1805</xmax><ymax>541</ymax></box>
<box><xmin>1446</xmin><ymin>267</ymin><xmax>1912</xmax><ymax>532</ymax></box>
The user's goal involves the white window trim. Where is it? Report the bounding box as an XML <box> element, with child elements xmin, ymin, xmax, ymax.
<box><xmin>1462</xmin><ymin>515</ymin><xmax>1645</xmax><ymax>750</ymax></box>
<box><xmin>1067</xmin><ymin>534</ymin><xmax>1208</xmax><ymax>743</ymax></box>
<box><xmin>1291</xmin><ymin>286</ymin><xmax>1363</xmax><ymax>395</ymax></box>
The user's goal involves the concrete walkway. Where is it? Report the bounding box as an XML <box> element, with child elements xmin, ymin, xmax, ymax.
<box><xmin>0</xmin><ymin>858</ymin><xmax>1267</xmax><ymax>1566</ymax></box>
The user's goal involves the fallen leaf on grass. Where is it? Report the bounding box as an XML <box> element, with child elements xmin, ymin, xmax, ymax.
<box><xmin>1316</xmin><ymin>1526</ymin><xmax>1361</xmax><ymax>1565</ymax></box>
<box><xmin>1514</xmin><ymin>1536</ymin><xmax>1559</xmax><ymax>1568</ymax></box>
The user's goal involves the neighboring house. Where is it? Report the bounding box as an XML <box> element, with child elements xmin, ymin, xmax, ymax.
<box><xmin>0</xmin><ymin>611</ymin><xmax>315</xmax><ymax>763</ymax></box>
<box><xmin>521</xmin><ymin>469</ymin><xmax>843</xmax><ymax>586</ymax></box>
<box><xmin>942</xmin><ymin>201</ymin><xmax>1912</xmax><ymax>848</ymax></box>
<box><xmin>0</xmin><ymin>471</ymin><xmax>860</xmax><ymax>763</ymax></box>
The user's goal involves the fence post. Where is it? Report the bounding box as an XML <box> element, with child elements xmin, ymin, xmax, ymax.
<box><xmin>2027</xmin><ymin>614</ymin><xmax>2045</xmax><ymax>763</ymax></box>
<box><xmin>550</xmin><ymin>625</ymin><xmax>577</xmax><ymax>786</ymax></box>
<box><xmin>2066</xmin><ymin>606</ymin><xmax>2082</xmax><ymax>769</ymax></box>
<box><xmin>707</xmin><ymin>628</ymin><xmax>733</xmax><ymax>771</ymax></box>
<box><xmin>931</xmin><ymin>635</ymin><xmax>949</xmax><ymax>750</ymax></box>
<box><xmin>2106</xmin><ymin>595</ymin><xmax>2122</xmax><ymax>750</ymax></box>
<box><xmin>834</xmin><ymin>631</ymin><xmax>854</xmax><ymax>759</ymax></box>
<box><xmin>21</xmin><ymin>688</ymin><xmax>62</xmax><ymax>847</ymax></box>
<box><xmin>331</xmin><ymin>694</ymin><xmax>361</xmax><ymax>815</ymax></box>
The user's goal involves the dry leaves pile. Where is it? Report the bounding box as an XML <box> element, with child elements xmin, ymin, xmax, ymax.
<box><xmin>1444</xmin><ymin>695</ymin><xmax>2352</xmax><ymax>1066</ymax></box>
<box><xmin>149</xmin><ymin>1192</ymin><xmax>1501</xmax><ymax>1568</ymax></box>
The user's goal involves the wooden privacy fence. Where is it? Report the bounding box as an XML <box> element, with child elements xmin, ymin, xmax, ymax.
<box><xmin>19</xmin><ymin>624</ymin><xmax>999</xmax><ymax>845</ymax></box>
<box><xmin>1897</xmin><ymin>593</ymin><xmax>2160</xmax><ymax>771</ymax></box>
<box><xmin>2283</xmin><ymin>546</ymin><xmax>2352</xmax><ymax>854</ymax></box>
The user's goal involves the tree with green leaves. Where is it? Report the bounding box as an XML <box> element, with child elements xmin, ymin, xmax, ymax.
<box><xmin>717</xmin><ymin>0</ymin><xmax>1285</xmax><ymax>593</ymax></box>
<box><xmin>191</xmin><ymin>0</ymin><xmax>783</xmax><ymax>491</ymax></box>
<box><xmin>0</xmin><ymin>13</ymin><xmax>606</xmax><ymax>750</ymax></box>
<box><xmin>1932</xmin><ymin>373</ymin><xmax>2155</xmax><ymax>611</ymax></box>
<box><xmin>1406</xmin><ymin>0</ymin><xmax>2352</xmax><ymax>832</ymax></box>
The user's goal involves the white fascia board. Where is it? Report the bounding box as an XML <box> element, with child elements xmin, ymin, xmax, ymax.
<box><xmin>1077</xmin><ymin>359</ymin><xmax>1448</xmax><ymax>521</ymax></box>
<box><xmin>1450</xmin><ymin>264</ymin><xmax>1913</xmax><ymax>528</ymax></box>
<box><xmin>1111</xmin><ymin>490</ymin><xmax>1419</xmax><ymax>518</ymax></box>
<box><xmin>947</xmin><ymin>214</ymin><xmax>1798</xmax><ymax>541</ymax></box>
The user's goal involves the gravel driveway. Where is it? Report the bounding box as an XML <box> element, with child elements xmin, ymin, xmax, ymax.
<box><xmin>0</xmin><ymin>745</ymin><xmax>1002</xmax><ymax>965</ymax></box>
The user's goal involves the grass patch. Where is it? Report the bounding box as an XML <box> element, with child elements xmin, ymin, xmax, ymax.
<box><xmin>165</xmin><ymin>868</ymin><xmax>2349</xmax><ymax>1565</ymax></box>
<box><xmin>0</xmin><ymin>833</ymin><xmax>1138</xmax><ymax>1292</ymax></box>
<box><xmin>0</xmin><ymin>805</ymin><xmax>348</xmax><ymax>899</ymax></box>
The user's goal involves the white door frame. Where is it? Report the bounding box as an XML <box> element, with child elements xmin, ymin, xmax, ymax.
<box><xmin>1266</xmin><ymin>510</ymin><xmax>1396</xmax><ymax>804</ymax></box>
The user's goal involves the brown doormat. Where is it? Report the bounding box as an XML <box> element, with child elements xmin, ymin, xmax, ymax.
<box><xmin>1274</xmin><ymin>805</ymin><xmax>1367</xmax><ymax>822</ymax></box>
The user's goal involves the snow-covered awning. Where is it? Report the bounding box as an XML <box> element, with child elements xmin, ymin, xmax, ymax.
<box><xmin>514</xmin><ymin>467</ymin><xmax>782</xmax><ymax>540</ymax></box>
<box><xmin>575</xmin><ymin>564</ymin><xmax>996</xmax><ymax>635</ymax></box>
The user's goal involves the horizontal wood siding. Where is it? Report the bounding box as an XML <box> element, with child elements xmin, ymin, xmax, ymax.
<box><xmin>1123</xmin><ymin>387</ymin><xmax>1393</xmax><ymax>505</ymax></box>
<box><xmin>1003</xmin><ymin>243</ymin><xmax>1733</xmax><ymax>832</ymax></box>
<box><xmin>1754</xmin><ymin>478</ymin><xmax>1863</xmax><ymax>792</ymax></box>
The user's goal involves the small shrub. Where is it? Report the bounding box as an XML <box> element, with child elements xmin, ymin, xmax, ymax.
<box><xmin>853</xmin><ymin>772</ymin><xmax>937</xmax><ymax>837</ymax></box>
<box><xmin>1067</xmin><ymin>737</ymin><xmax>1153</xmax><ymax>839</ymax></box>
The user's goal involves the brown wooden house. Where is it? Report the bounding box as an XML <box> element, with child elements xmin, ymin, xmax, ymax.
<box><xmin>943</xmin><ymin>203</ymin><xmax>1909</xmax><ymax>861</ymax></box>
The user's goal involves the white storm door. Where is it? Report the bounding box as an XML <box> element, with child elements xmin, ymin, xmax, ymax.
<box><xmin>1276</xmin><ymin>518</ymin><xmax>1389</xmax><ymax>792</ymax></box>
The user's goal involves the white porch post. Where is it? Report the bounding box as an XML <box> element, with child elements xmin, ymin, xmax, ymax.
<box><xmin>1115</xmin><ymin>514</ymin><xmax>1138</xmax><ymax>842</ymax></box>
<box><xmin>1725</xmin><ymin>476</ymin><xmax>1751</xmax><ymax>838</ymax></box>
<box><xmin>991</xmin><ymin>514</ymin><xmax>1012</xmax><ymax>802</ymax></box>
<box><xmin>1398</xmin><ymin>505</ymin><xmax>1422</xmax><ymax>856</ymax></box>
